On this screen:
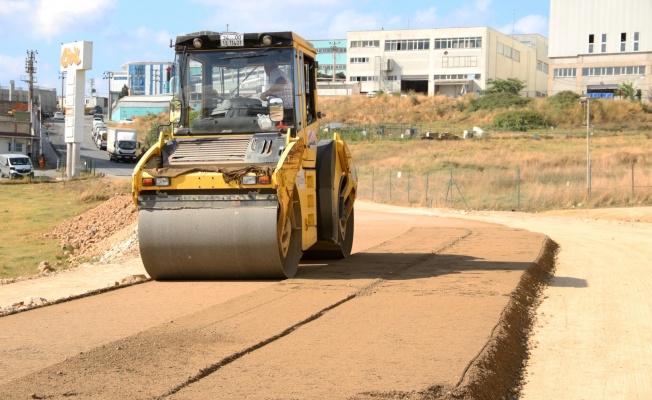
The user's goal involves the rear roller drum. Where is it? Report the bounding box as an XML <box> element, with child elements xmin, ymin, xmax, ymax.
<box><xmin>302</xmin><ymin>208</ymin><xmax>354</xmax><ymax>260</ymax></box>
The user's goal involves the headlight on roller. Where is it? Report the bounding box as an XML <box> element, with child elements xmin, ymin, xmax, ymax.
<box><xmin>241</xmin><ymin>175</ymin><xmax>257</xmax><ymax>185</ymax></box>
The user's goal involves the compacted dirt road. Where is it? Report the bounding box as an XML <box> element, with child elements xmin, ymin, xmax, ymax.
<box><xmin>0</xmin><ymin>202</ymin><xmax>553</xmax><ymax>399</ymax></box>
<box><xmin>381</xmin><ymin>204</ymin><xmax>652</xmax><ymax>399</ymax></box>
<box><xmin>1</xmin><ymin>200</ymin><xmax>651</xmax><ymax>399</ymax></box>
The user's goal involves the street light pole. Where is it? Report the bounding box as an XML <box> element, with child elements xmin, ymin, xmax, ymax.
<box><xmin>58</xmin><ymin>71</ymin><xmax>66</xmax><ymax>110</ymax></box>
<box><xmin>580</xmin><ymin>97</ymin><xmax>591</xmax><ymax>197</ymax></box>
<box><xmin>103</xmin><ymin>71</ymin><xmax>114</xmax><ymax>120</ymax></box>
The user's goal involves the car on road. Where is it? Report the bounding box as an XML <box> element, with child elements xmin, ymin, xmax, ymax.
<box><xmin>89</xmin><ymin>105</ymin><xmax>103</xmax><ymax>115</ymax></box>
<box><xmin>96</xmin><ymin>129</ymin><xmax>108</xmax><ymax>150</ymax></box>
<box><xmin>53</xmin><ymin>111</ymin><xmax>64</xmax><ymax>120</ymax></box>
<box><xmin>119</xmin><ymin>118</ymin><xmax>134</xmax><ymax>124</ymax></box>
<box><xmin>366</xmin><ymin>91</ymin><xmax>378</xmax><ymax>98</ymax></box>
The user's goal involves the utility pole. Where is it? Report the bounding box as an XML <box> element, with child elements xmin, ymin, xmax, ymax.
<box><xmin>103</xmin><ymin>71</ymin><xmax>114</xmax><ymax>119</ymax></box>
<box><xmin>153</xmin><ymin>70</ymin><xmax>160</xmax><ymax>95</ymax></box>
<box><xmin>23</xmin><ymin>50</ymin><xmax>38</xmax><ymax>157</ymax></box>
<box><xmin>579</xmin><ymin>97</ymin><xmax>592</xmax><ymax>197</ymax></box>
<box><xmin>89</xmin><ymin>78</ymin><xmax>96</xmax><ymax>100</ymax></box>
<box><xmin>329</xmin><ymin>41</ymin><xmax>338</xmax><ymax>82</ymax></box>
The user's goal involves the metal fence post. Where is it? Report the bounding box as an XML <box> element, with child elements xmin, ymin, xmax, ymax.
<box><xmin>517</xmin><ymin>166</ymin><xmax>521</xmax><ymax>209</ymax></box>
<box><xmin>407</xmin><ymin>170</ymin><xmax>411</xmax><ymax>203</ymax></box>
<box><xmin>631</xmin><ymin>160</ymin><xmax>635</xmax><ymax>198</ymax></box>
<box><xmin>371</xmin><ymin>167</ymin><xmax>375</xmax><ymax>201</ymax></box>
<box><xmin>425</xmin><ymin>171</ymin><xmax>429</xmax><ymax>204</ymax></box>
<box><xmin>389</xmin><ymin>169</ymin><xmax>392</xmax><ymax>202</ymax></box>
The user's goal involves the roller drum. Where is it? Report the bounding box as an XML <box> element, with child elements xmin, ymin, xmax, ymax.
<box><xmin>138</xmin><ymin>206</ymin><xmax>298</xmax><ymax>280</ymax></box>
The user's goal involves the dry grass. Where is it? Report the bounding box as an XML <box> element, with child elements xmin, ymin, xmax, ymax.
<box><xmin>348</xmin><ymin>133</ymin><xmax>652</xmax><ymax>211</ymax></box>
<box><xmin>319</xmin><ymin>94</ymin><xmax>652</xmax><ymax>132</ymax></box>
<box><xmin>77</xmin><ymin>178</ymin><xmax>131</xmax><ymax>202</ymax></box>
<box><xmin>318</xmin><ymin>94</ymin><xmax>652</xmax><ymax>211</ymax></box>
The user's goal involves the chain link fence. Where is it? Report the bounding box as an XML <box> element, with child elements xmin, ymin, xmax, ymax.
<box><xmin>356</xmin><ymin>164</ymin><xmax>652</xmax><ymax>211</ymax></box>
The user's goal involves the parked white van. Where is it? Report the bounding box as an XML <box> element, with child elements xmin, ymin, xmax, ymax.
<box><xmin>0</xmin><ymin>154</ymin><xmax>34</xmax><ymax>179</ymax></box>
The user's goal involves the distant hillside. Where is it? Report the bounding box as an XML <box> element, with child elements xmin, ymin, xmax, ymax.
<box><xmin>318</xmin><ymin>93</ymin><xmax>652</xmax><ymax>131</ymax></box>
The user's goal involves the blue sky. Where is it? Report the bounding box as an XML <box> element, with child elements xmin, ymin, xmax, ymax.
<box><xmin>0</xmin><ymin>0</ymin><xmax>549</xmax><ymax>96</ymax></box>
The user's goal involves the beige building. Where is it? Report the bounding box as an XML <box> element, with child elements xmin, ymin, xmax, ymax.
<box><xmin>549</xmin><ymin>0</ymin><xmax>651</xmax><ymax>99</ymax></box>
<box><xmin>346</xmin><ymin>27</ymin><xmax>549</xmax><ymax>98</ymax></box>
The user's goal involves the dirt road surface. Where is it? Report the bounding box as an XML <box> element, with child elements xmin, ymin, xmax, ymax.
<box><xmin>1</xmin><ymin>201</ymin><xmax>651</xmax><ymax>399</ymax></box>
<box><xmin>375</xmin><ymin>203</ymin><xmax>652</xmax><ymax>399</ymax></box>
<box><xmin>0</xmin><ymin>202</ymin><xmax>552</xmax><ymax>399</ymax></box>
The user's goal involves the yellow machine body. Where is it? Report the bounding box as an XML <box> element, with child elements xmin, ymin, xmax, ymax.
<box><xmin>132</xmin><ymin>31</ymin><xmax>356</xmax><ymax>279</ymax></box>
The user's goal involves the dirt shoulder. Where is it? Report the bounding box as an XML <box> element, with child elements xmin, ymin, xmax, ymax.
<box><xmin>377</xmin><ymin>202</ymin><xmax>652</xmax><ymax>399</ymax></box>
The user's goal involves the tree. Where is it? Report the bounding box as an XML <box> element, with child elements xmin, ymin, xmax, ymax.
<box><xmin>616</xmin><ymin>82</ymin><xmax>635</xmax><ymax>101</ymax></box>
<box><xmin>119</xmin><ymin>84</ymin><xmax>129</xmax><ymax>99</ymax></box>
<box><xmin>480</xmin><ymin>78</ymin><xmax>526</xmax><ymax>95</ymax></box>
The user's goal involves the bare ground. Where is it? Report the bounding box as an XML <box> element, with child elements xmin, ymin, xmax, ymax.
<box><xmin>1</xmin><ymin>199</ymin><xmax>651</xmax><ymax>399</ymax></box>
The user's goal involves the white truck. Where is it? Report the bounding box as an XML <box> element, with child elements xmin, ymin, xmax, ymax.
<box><xmin>107</xmin><ymin>128</ymin><xmax>139</xmax><ymax>162</ymax></box>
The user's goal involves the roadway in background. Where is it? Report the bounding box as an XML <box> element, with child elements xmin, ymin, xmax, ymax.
<box><xmin>42</xmin><ymin>114</ymin><xmax>135</xmax><ymax>179</ymax></box>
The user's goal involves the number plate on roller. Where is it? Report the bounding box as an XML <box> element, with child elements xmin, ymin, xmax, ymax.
<box><xmin>221</xmin><ymin>33</ymin><xmax>243</xmax><ymax>46</ymax></box>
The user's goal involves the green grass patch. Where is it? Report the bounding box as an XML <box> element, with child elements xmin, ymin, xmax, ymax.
<box><xmin>0</xmin><ymin>177</ymin><xmax>129</xmax><ymax>278</ymax></box>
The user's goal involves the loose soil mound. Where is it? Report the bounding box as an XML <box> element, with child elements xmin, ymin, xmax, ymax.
<box><xmin>44</xmin><ymin>194</ymin><xmax>139</xmax><ymax>265</ymax></box>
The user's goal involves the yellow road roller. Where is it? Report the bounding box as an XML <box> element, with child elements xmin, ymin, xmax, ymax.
<box><xmin>132</xmin><ymin>31</ymin><xmax>356</xmax><ymax>279</ymax></box>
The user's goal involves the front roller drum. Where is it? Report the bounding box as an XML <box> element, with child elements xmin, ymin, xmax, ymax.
<box><xmin>138</xmin><ymin>203</ymin><xmax>302</xmax><ymax>280</ymax></box>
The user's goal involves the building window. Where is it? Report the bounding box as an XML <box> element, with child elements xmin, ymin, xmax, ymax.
<box><xmin>442</xmin><ymin>56</ymin><xmax>478</xmax><ymax>68</ymax></box>
<box><xmin>601</xmin><ymin>33</ymin><xmax>607</xmax><ymax>53</ymax></box>
<box><xmin>621</xmin><ymin>32</ymin><xmax>627</xmax><ymax>52</ymax></box>
<box><xmin>634</xmin><ymin>32</ymin><xmax>640</xmax><ymax>51</ymax></box>
<box><xmin>350</xmin><ymin>40</ymin><xmax>380</xmax><ymax>48</ymax></box>
<box><xmin>582</xmin><ymin>65</ymin><xmax>646</xmax><ymax>76</ymax></box>
<box><xmin>316</xmin><ymin>46</ymin><xmax>346</xmax><ymax>54</ymax></box>
<box><xmin>385</xmin><ymin>76</ymin><xmax>398</xmax><ymax>81</ymax></box>
<box><xmin>553</xmin><ymin>68</ymin><xmax>577</xmax><ymax>78</ymax></box>
<box><xmin>322</xmin><ymin>64</ymin><xmax>346</xmax><ymax>71</ymax></box>
<box><xmin>349</xmin><ymin>76</ymin><xmax>378</xmax><ymax>82</ymax></box>
<box><xmin>350</xmin><ymin>57</ymin><xmax>369</xmax><ymax>63</ymax></box>
<box><xmin>496</xmin><ymin>42</ymin><xmax>520</xmax><ymax>62</ymax></box>
<box><xmin>434</xmin><ymin>74</ymin><xmax>480</xmax><ymax>80</ymax></box>
<box><xmin>512</xmin><ymin>49</ymin><xmax>520</xmax><ymax>62</ymax></box>
<box><xmin>537</xmin><ymin>60</ymin><xmax>549</xmax><ymax>74</ymax></box>
<box><xmin>434</xmin><ymin>37</ymin><xmax>482</xmax><ymax>49</ymax></box>
<box><xmin>588</xmin><ymin>34</ymin><xmax>594</xmax><ymax>53</ymax></box>
<box><xmin>385</xmin><ymin>39</ymin><xmax>430</xmax><ymax>51</ymax></box>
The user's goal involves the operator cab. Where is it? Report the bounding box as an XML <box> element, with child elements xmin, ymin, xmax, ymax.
<box><xmin>172</xmin><ymin>32</ymin><xmax>307</xmax><ymax>135</ymax></box>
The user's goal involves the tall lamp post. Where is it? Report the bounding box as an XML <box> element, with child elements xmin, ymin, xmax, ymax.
<box><xmin>58</xmin><ymin>71</ymin><xmax>66</xmax><ymax>111</ymax></box>
<box><xmin>579</xmin><ymin>97</ymin><xmax>591</xmax><ymax>197</ymax></box>
<box><xmin>103</xmin><ymin>71</ymin><xmax>114</xmax><ymax>120</ymax></box>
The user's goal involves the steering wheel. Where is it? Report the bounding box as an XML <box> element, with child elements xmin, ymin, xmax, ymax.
<box><xmin>211</xmin><ymin>96</ymin><xmax>224</xmax><ymax>106</ymax></box>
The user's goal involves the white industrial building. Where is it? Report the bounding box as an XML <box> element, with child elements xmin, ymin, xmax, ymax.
<box><xmin>346</xmin><ymin>27</ymin><xmax>549</xmax><ymax>98</ymax></box>
<box><xmin>548</xmin><ymin>0</ymin><xmax>651</xmax><ymax>98</ymax></box>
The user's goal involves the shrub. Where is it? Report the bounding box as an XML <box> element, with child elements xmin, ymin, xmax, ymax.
<box><xmin>480</xmin><ymin>78</ymin><xmax>526</xmax><ymax>95</ymax></box>
<box><xmin>468</xmin><ymin>92</ymin><xmax>532</xmax><ymax>111</ymax></box>
<box><xmin>493</xmin><ymin>111</ymin><xmax>549</xmax><ymax>131</ymax></box>
<box><xmin>548</xmin><ymin>91</ymin><xmax>581</xmax><ymax>110</ymax></box>
<box><xmin>409</xmin><ymin>93</ymin><xmax>421</xmax><ymax>105</ymax></box>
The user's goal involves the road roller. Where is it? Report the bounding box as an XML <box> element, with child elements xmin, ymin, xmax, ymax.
<box><xmin>131</xmin><ymin>31</ymin><xmax>356</xmax><ymax>280</ymax></box>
